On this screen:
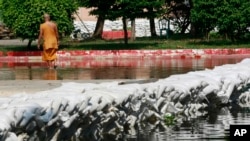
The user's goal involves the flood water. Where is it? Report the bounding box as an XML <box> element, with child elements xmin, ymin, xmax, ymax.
<box><xmin>0</xmin><ymin>55</ymin><xmax>248</xmax><ymax>80</ymax></box>
<box><xmin>1</xmin><ymin>55</ymin><xmax>250</xmax><ymax>141</ymax></box>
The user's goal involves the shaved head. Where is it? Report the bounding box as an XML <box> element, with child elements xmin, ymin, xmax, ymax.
<box><xmin>43</xmin><ymin>13</ymin><xmax>50</xmax><ymax>21</ymax></box>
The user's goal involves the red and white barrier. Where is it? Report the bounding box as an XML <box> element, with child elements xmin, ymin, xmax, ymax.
<box><xmin>0</xmin><ymin>49</ymin><xmax>250</xmax><ymax>65</ymax></box>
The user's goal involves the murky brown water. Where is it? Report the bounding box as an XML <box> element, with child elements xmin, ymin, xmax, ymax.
<box><xmin>0</xmin><ymin>55</ymin><xmax>247</xmax><ymax>80</ymax></box>
<box><xmin>0</xmin><ymin>55</ymin><xmax>250</xmax><ymax>141</ymax></box>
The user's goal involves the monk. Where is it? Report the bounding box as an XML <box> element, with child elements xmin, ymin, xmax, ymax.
<box><xmin>37</xmin><ymin>13</ymin><xmax>59</xmax><ymax>69</ymax></box>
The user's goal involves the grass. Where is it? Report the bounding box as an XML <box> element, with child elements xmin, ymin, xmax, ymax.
<box><xmin>0</xmin><ymin>34</ymin><xmax>250</xmax><ymax>53</ymax></box>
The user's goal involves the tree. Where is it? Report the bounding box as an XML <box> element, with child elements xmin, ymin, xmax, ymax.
<box><xmin>190</xmin><ymin>0</ymin><xmax>217</xmax><ymax>40</ymax></box>
<box><xmin>79</xmin><ymin>0</ymin><xmax>164</xmax><ymax>42</ymax></box>
<box><xmin>190</xmin><ymin>0</ymin><xmax>250</xmax><ymax>41</ymax></box>
<box><xmin>1</xmin><ymin>0</ymin><xmax>78</xmax><ymax>48</ymax></box>
<box><xmin>146</xmin><ymin>0</ymin><xmax>165</xmax><ymax>37</ymax></box>
<box><xmin>165</xmin><ymin>0</ymin><xmax>192</xmax><ymax>34</ymax></box>
<box><xmin>107</xmin><ymin>0</ymin><xmax>165</xmax><ymax>44</ymax></box>
<box><xmin>78</xmin><ymin>0</ymin><xmax>116</xmax><ymax>38</ymax></box>
<box><xmin>0</xmin><ymin>0</ymin><xmax>2</xmax><ymax>21</ymax></box>
<box><xmin>215</xmin><ymin>0</ymin><xmax>250</xmax><ymax>41</ymax></box>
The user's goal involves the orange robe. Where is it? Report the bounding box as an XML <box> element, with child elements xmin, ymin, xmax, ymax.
<box><xmin>40</xmin><ymin>23</ymin><xmax>58</xmax><ymax>61</ymax></box>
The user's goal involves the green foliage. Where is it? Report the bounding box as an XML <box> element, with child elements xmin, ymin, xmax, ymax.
<box><xmin>1</xmin><ymin>0</ymin><xmax>78</xmax><ymax>41</ymax></box>
<box><xmin>0</xmin><ymin>0</ymin><xmax>3</xmax><ymax>22</ymax></box>
<box><xmin>78</xmin><ymin>0</ymin><xmax>116</xmax><ymax>19</ymax></box>
<box><xmin>216</xmin><ymin>0</ymin><xmax>250</xmax><ymax>40</ymax></box>
<box><xmin>164</xmin><ymin>113</ymin><xmax>176</xmax><ymax>126</ymax></box>
<box><xmin>191</xmin><ymin>0</ymin><xmax>250</xmax><ymax>41</ymax></box>
<box><xmin>165</xmin><ymin>0</ymin><xmax>192</xmax><ymax>34</ymax></box>
<box><xmin>191</xmin><ymin>0</ymin><xmax>218</xmax><ymax>38</ymax></box>
<box><xmin>78</xmin><ymin>0</ymin><xmax>165</xmax><ymax>43</ymax></box>
<box><xmin>108</xmin><ymin>0</ymin><xmax>165</xmax><ymax>20</ymax></box>
<box><xmin>79</xmin><ymin>0</ymin><xmax>165</xmax><ymax>20</ymax></box>
<box><xmin>209</xmin><ymin>32</ymin><xmax>222</xmax><ymax>39</ymax></box>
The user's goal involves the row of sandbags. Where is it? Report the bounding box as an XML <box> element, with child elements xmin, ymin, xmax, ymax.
<box><xmin>72</xmin><ymin>19</ymin><xmax>173</xmax><ymax>38</ymax></box>
<box><xmin>1</xmin><ymin>59</ymin><xmax>250</xmax><ymax>140</ymax></box>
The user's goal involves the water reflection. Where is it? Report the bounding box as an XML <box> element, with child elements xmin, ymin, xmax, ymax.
<box><xmin>95</xmin><ymin>104</ymin><xmax>249</xmax><ymax>141</ymax></box>
<box><xmin>0</xmin><ymin>56</ymin><xmax>248</xmax><ymax>80</ymax></box>
<box><xmin>1</xmin><ymin>56</ymin><xmax>250</xmax><ymax>140</ymax></box>
<box><xmin>42</xmin><ymin>69</ymin><xmax>58</xmax><ymax>80</ymax></box>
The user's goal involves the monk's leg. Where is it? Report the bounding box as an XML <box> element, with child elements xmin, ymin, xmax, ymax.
<box><xmin>46</xmin><ymin>61</ymin><xmax>50</xmax><ymax>68</ymax></box>
<box><xmin>43</xmin><ymin>48</ymin><xmax>57</xmax><ymax>69</ymax></box>
<box><xmin>49</xmin><ymin>61</ymin><xmax>54</xmax><ymax>69</ymax></box>
<box><xmin>52</xmin><ymin>59</ymin><xmax>57</xmax><ymax>69</ymax></box>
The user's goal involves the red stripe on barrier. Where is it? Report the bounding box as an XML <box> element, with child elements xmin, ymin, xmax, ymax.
<box><xmin>235</xmin><ymin>48</ymin><xmax>250</xmax><ymax>54</ymax></box>
<box><xmin>102</xmin><ymin>31</ymin><xmax>131</xmax><ymax>40</ymax></box>
<box><xmin>204</xmin><ymin>48</ymin><xmax>250</xmax><ymax>55</ymax></box>
<box><xmin>0</xmin><ymin>55</ymin><xmax>249</xmax><ymax>68</ymax></box>
<box><xmin>203</xmin><ymin>49</ymin><xmax>212</xmax><ymax>54</ymax></box>
<box><xmin>7</xmin><ymin>62</ymin><xmax>44</xmax><ymax>67</ymax></box>
<box><xmin>26</xmin><ymin>51</ymin><xmax>42</xmax><ymax>56</ymax></box>
<box><xmin>68</xmin><ymin>50</ymin><xmax>88</xmax><ymax>56</ymax></box>
<box><xmin>2</xmin><ymin>49</ymin><xmax>250</xmax><ymax>59</ymax></box>
<box><xmin>7</xmin><ymin>51</ymin><xmax>14</xmax><ymax>56</ymax></box>
<box><xmin>7</xmin><ymin>51</ymin><xmax>41</xmax><ymax>56</ymax></box>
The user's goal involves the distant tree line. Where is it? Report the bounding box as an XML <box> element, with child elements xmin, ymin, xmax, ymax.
<box><xmin>0</xmin><ymin>0</ymin><xmax>250</xmax><ymax>47</ymax></box>
<box><xmin>79</xmin><ymin>0</ymin><xmax>250</xmax><ymax>41</ymax></box>
<box><xmin>78</xmin><ymin>0</ymin><xmax>165</xmax><ymax>44</ymax></box>
<box><xmin>191</xmin><ymin>0</ymin><xmax>250</xmax><ymax>41</ymax></box>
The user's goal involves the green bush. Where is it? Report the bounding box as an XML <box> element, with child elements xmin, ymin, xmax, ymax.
<box><xmin>209</xmin><ymin>32</ymin><xmax>221</xmax><ymax>39</ymax></box>
<box><xmin>0</xmin><ymin>0</ymin><xmax>78</xmax><ymax>42</ymax></box>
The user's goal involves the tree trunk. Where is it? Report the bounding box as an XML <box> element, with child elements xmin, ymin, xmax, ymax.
<box><xmin>149</xmin><ymin>18</ymin><xmax>157</xmax><ymax>37</ymax></box>
<box><xmin>27</xmin><ymin>39</ymin><xmax>32</xmax><ymax>49</ymax></box>
<box><xmin>122</xmin><ymin>17</ymin><xmax>128</xmax><ymax>45</ymax></box>
<box><xmin>92</xmin><ymin>16</ymin><xmax>105</xmax><ymax>38</ymax></box>
<box><xmin>181</xmin><ymin>21</ymin><xmax>190</xmax><ymax>34</ymax></box>
<box><xmin>130</xmin><ymin>19</ymin><xmax>136</xmax><ymax>41</ymax></box>
<box><xmin>190</xmin><ymin>23</ymin><xmax>197</xmax><ymax>37</ymax></box>
<box><xmin>205</xmin><ymin>30</ymin><xmax>210</xmax><ymax>41</ymax></box>
<box><xmin>147</xmin><ymin>7</ymin><xmax>157</xmax><ymax>37</ymax></box>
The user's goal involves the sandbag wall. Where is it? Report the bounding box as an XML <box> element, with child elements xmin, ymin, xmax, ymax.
<box><xmin>1</xmin><ymin>59</ymin><xmax>250</xmax><ymax>141</ymax></box>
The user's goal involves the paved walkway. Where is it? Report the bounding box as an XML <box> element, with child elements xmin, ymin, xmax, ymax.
<box><xmin>0</xmin><ymin>79</ymin><xmax>156</xmax><ymax>96</ymax></box>
<box><xmin>0</xmin><ymin>80</ymin><xmax>127</xmax><ymax>96</ymax></box>
<box><xmin>0</xmin><ymin>39</ymin><xmax>37</xmax><ymax>46</ymax></box>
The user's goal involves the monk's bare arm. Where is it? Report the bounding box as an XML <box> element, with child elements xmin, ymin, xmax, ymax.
<box><xmin>37</xmin><ymin>25</ymin><xmax>43</xmax><ymax>49</ymax></box>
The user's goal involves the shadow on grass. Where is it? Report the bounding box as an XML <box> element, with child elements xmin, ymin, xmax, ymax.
<box><xmin>60</xmin><ymin>40</ymin><xmax>160</xmax><ymax>50</ymax></box>
<box><xmin>0</xmin><ymin>41</ymin><xmax>160</xmax><ymax>52</ymax></box>
<box><xmin>187</xmin><ymin>39</ymin><xmax>250</xmax><ymax>48</ymax></box>
<box><xmin>1</xmin><ymin>36</ymin><xmax>250</xmax><ymax>53</ymax></box>
<box><xmin>0</xmin><ymin>45</ymin><xmax>39</xmax><ymax>52</ymax></box>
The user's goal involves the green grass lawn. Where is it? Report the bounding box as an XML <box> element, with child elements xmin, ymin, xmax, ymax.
<box><xmin>0</xmin><ymin>35</ymin><xmax>250</xmax><ymax>53</ymax></box>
